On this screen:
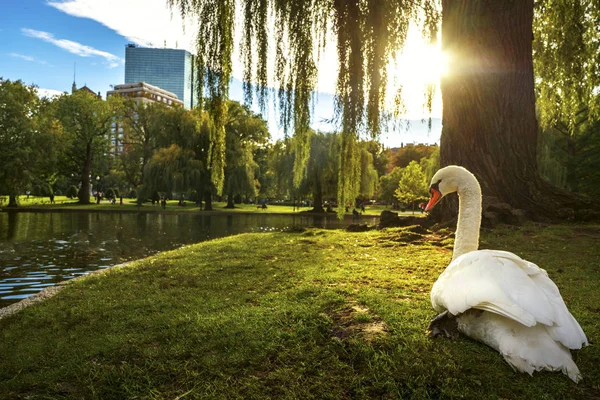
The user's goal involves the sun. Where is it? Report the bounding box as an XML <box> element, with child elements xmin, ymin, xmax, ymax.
<box><xmin>386</xmin><ymin>29</ymin><xmax>448</xmax><ymax>118</ymax></box>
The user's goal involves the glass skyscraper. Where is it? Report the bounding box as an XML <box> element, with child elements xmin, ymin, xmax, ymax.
<box><xmin>124</xmin><ymin>45</ymin><xmax>197</xmax><ymax>109</ymax></box>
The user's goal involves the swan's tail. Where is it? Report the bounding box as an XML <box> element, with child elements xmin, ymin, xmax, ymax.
<box><xmin>457</xmin><ymin>311</ymin><xmax>582</xmax><ymax>382</ymax></box>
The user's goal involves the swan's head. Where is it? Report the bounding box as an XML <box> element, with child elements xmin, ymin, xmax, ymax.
<box><xmin>425</xmin><ymin>166</ymin><xmax>478</xmax><ymax>211</ymax></box>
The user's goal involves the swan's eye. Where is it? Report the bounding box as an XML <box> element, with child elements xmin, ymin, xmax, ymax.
<box><xmin>430</xmin><ymin>180</ymin><xmax>441</xmax><ymax>192</ymax></box>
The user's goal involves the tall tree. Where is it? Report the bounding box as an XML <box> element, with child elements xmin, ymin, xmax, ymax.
<box><xmin>142</xmin><ymin>107</ymin><xmax>213</xmax><ymax>206</ymax></box>
<box><xmin>119</xmin><ymin>100</ymin><xmax>169</xmax><ymax>188</ymax></box>
<box><xmin>378</xmin><ymin>167</ymin><xmax>403</xmax><ymax>206</ymax></box>
<box><xmin>395</xmin><ymin>160</ymin><xmax>428</xmax><ymax>214</ymax></box>
<box><xmin>299</xmin><ymin>131</ymin><xmax>340</xmax><ymax>213</ymax></box>
<box><xmin>222</xmin><ymin>101</ymin><xmax>269</xmax><ymax>208</ymax></box>
<box><xmin>0</xmin><ymin>79</ymin><xmax>62</xmax><ymax>207</ymax></box>
<box><xmin>56</xmin><ymin>91</ymin><xmax>123</xmax><ymax>204</ymax></box>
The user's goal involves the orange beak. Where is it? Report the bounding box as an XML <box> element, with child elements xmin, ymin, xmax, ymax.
<box><xmin>425</xmin><ymin>187</ymin><xmax>442</xmax><ymax>212</ymax></box>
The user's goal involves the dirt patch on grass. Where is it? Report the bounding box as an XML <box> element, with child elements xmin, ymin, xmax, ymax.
<box><xmin>331</xmin><ymin>304</ymin><xmax>389</xmax><ymax>343</ymax></box>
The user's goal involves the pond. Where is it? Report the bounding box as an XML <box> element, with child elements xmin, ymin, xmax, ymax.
<box><xmin>0</xmin><ymin>211</ymin><xmax>378</xmax><ymax>307</ymax></box>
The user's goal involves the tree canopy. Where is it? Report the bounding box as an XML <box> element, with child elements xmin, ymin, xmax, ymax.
<box><xmin>168</xmin><ymin>0</ymin><xmax>600</xmax><ymax>217</ymax></box>
<box><xmin>0</xmin><ymin>79</ymin><xmax>62</xmax><ymax>206</ymax></box>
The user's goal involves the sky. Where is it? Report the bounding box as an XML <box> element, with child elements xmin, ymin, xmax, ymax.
<box><xmin>0</xmin><ymin>0</ymin><xmax>443</xmax><ymax>147</ymax></box>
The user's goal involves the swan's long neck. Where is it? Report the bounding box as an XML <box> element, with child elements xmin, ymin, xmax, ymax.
<box><xmin>453</xmin><ymin>179</ymin><xmax>482</xmax><ymax>260</ymax></box>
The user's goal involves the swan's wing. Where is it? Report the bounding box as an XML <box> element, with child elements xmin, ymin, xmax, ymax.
<box><xmin>431</xmin><ymin>250</ymin><xmax>587</xmax><ymax>349</ymax></box>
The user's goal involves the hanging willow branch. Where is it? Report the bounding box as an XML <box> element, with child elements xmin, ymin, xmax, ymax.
<box><xmin>167</xmin><ymin>0</ymin><xmax>440</xmax><ymax>206</ymax></box>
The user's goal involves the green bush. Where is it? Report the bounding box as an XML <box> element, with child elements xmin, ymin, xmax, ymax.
<box><xmin>112</xmin><ymin>188</ymin><xmax>120</xmax><ymax>198</ymax></box>
<box><xmin>66</xmin><ymin>186</ymin><xmax>78</xmax><ymax>199</ymax></box>
<box><xmin>105</xmin><ymin>188</ymin><xmax>115</xmax><ymax>199</ymax></box>
<box><xmin>128</xmin><ymin>189</ymin><xmax>137</xmax><ymax>199</ymax></box>
<box><xmin>54</xmin><ymin>189</ymin><xmax>62</xmax><ymax>196</ymax></box>
<box><xmin>188</xmin><ymin>190</ymin><xmax>199</xmax><ymax>202</ymax></box>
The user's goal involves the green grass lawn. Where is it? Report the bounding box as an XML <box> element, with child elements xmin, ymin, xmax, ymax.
<box><xmin>0</xmin><ymin>223</ymin><xmax>598</xmax><ymax>399</ymax></box>
<box><xmin>1</xmin><ymin>195</ymin><xmax>418</xmax><ymax>217</ymax></box>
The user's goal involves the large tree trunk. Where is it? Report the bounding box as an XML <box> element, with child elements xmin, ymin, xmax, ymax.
<box><xmin>7</xmin><ymin>194</ymin><xmax>18</xmax><ymax>208</ymax></box>
<box><xmin>78</xmin><ymin>142</ymin><xmax>93</xmax><ymax>204</ymax></box>
<box><xmin>203</xmin><ymin>190</ymin><xmax>213</xmax><ymax>211</ymax></box>
<box><xmin>225</xmin><ymin>191</ymin><xmax>235</xmax><ymax>208</ymax></box>
<box><xmin>440</xmin><ymin>0</ymin><xmax>593</xmax><ymax>218</ymax></box>
<box><xmin>312</xmin><ymin>183</ymin><xmax>325</xmax><ymax>213</ymax></box>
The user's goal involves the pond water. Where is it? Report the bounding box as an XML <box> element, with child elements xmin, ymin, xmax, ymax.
<box><xmin>0</xmin><ymin>211</ymin><xmax>377</xmax><ymax>307</ymax></box>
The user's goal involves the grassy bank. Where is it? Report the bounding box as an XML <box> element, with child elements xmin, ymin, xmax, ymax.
<box><xmin>0</xmin><ymin>195</ymin><xmax>415</xmax><ymax>217</ymax></box>
<box><xmin>0</xmin><ymin>223</ymin><xmax>598</xmax><ymax>399</ymax></box>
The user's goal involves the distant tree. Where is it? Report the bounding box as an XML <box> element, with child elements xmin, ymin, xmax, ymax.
<box><xmin>66</xmin><ymin>185</ymin><xmax>78</xmax><ymax>199</ymax></box>
<box><xmin>0</xmin><ymin>79</ymin><xmax>62</xmax><ymax>207</ymax></box>
<box><xmin>222</xmin><ymin>102</ymin><xmax>269</xmax><ymax>208</ymax></box>
<box><xmin>358</xmin><ymin>143</ymin><xmax>379</xmax><ymax>201</ymax></box>
<box><xmin>55</xmin><ymin>90</ymin><xmax>124</xmax><ymax>204</ymax></box>
<box><xmin>419</xmin><ymin>146</ymin><xmax>440</xmax><ymax>183</ymax></box>
<box><xmin>143</xmin><ymin>144</ymin><xmax>201</xmax><ymax>198</ymax></box>
<box><xmin>395</xmin><ymin>161</ymin><xmax>428</xmax><ymax>214</ymax></box>
<box><xmin>266</xmin><ymin>139</ymin><xmax>295</xmax><ymax>201</ymax></box>
<box><xmin>391</xmin><ymin>144</ymin><xmax>437</xmax><ymax>169</ymax></box>
<box><xmin>363</xmin><ymin>140</ymin><xmax>390</xmax><ymax>180</ymax></box>
<box><xmin>299</xmin><ymin>132</ymin><xmax>340</xmax><ymax>213</ymax></box>
<box><xmin>378</xmin><ymin>167</ymin><xmax>403</xmax><ymax>206</ymax></box>
<box><xmin>142</xmin><ymin>107</ymin><xmax>211</xmax><ymax>205</ymax></box>
<box><xmin>119</xmin><ymin>101</ymin><xmax>168</xmax><ymax>188</ymax></box>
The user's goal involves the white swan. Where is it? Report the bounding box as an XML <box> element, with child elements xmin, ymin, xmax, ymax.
<box><xmin>424</xmin><ymin>165</ymin><xmax>588</xmax><ymax>382</ymax></box>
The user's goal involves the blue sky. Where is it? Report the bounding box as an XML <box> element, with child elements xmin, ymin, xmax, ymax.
<box><xmin>0</xmin><ymin>0</ymin><xmax>441</xmax><ymax>146</ymax></box>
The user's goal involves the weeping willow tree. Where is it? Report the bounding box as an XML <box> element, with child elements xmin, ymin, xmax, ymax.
<box><xmin>168</xmin><ymin>0</ymin><xmax>435</xmax><ymax>214</ymax></box>
<box><xmin>169</xmin><ymin>0</ymin><xmax>600</xmax><ymax>218</ymax></box>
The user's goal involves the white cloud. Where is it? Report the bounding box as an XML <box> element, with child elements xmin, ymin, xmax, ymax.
<box><xmin>21</xmin><ymin>28</ymin><xmax>121</xmax><ymax>68</ymax></box>
<box><xmin>9</xmin><ymin>52</ymin><xmax>35</xmax><ymax>62</ymax></box>
<box><xmin>8</xmin><ymin>52</ymin><xmax>50</xmax><ymax>65</ymax></box>
<box><xmin>36</xmin><ymin>88</ymin><xmax>65</xmax><ymax>98</ymax></box>
<box><xmin>46</xmin><ymin>0</ymin><xmax>197</xmax><ymax>51</ymax></box>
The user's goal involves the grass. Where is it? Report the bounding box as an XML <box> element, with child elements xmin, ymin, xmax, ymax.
<box><xmin>0</xmin><ymin>195</ymin><xmax>417</xmax><ymax>217</ymax></box>
<box><xmin>0</xmin><ymin>223</ymin><xmax>598</xmax><ymax>399</ymax></box>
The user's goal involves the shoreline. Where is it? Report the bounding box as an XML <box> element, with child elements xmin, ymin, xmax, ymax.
<box><xmin>0</xmin><ymin>206</ymin><xmax>388</xmax><ymax>219</ymax></box>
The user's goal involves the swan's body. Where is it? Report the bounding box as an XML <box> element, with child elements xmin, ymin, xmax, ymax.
<box><xmin>426</xmin><ymin>166</ymin><xmax>588</xmax><ymax>382</ymax></box>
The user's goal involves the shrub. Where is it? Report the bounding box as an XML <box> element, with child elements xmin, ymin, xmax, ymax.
<box><xmin>128</xmin><ymin>189</ymin><xmax>137</xmax><ymax>199</ymax></box>
<box><xmin>66</xmin><ymin>186</ymin><xmax>78</xmax><ymax>199</ymax></box>
<box><xmin>105</xmin><ymin>188</ymin><xmax>115</xmax><ymax>199</ymax></box>
<box><xmin>112</xmin><ymin>188</ymin><xmax>120</xmax><ymax>198</ymax></box>
<box><xmin>54</xmin><ymin>189</ymin><xmax>62</xmax><ymax>196</ymax></box>
<box><xmin>188</xmin><ymin>190</ymin><xmax>199</xmax><ymax>202</ymax></box>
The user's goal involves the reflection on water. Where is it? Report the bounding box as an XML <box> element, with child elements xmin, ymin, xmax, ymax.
<box><xmin>0</xmin><ymin>211</ymin><xmax>375</xmax><ymax>307</ymax></box>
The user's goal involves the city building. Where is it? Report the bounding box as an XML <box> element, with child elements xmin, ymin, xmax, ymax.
<box><xmin>124</xmin><ymin>44</ymin><xmax>197</xmax><ymax>109</ymax></box>
<box><xmin>106</xmin><ymin>82</ymin><xmax>183</xmax><ymax>154</ymax></box>
<box><xmin>72</xmin><ymin>81</ymin><xmax>102</xmax><ymax>99</ymax></box>
<box><xmin>106</xmin><ymin>82</ymin><xmax>183</xmax><ymax>107</ymax></box>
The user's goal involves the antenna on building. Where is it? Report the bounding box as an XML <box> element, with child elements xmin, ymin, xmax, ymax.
<box><xmin>176</xmin><ymin>40</ymin><xmax>178</xmax><ymax>49</ymax></box>
<box><xmin>164</xmin><ymin>40</ymin><xmax>166</xmax><ymax>48</ymax></box>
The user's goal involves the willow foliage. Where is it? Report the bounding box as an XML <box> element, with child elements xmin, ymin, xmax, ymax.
<box><xmin>533</xmin><ymin>0</ymin><xmax>600</xmax><ymax>135</ymax></box>
<box><xmin>168</xmin><ymin>0</ymin><xmax>439</xmax><ymax>210</ymax></box>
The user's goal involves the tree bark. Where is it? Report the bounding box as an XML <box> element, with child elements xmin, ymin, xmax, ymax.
<box><xmin>440</xmin><ymin>0</ymin><xmax>593</xmax><ymax>217</ymax></box>
<box><xmin>203</xmin><ymin>190</ymin><xmax>213</xmax><ymax>211</ymax></box>
<box><xmin>7</xmin><ymin>194</ymin><xmax>18</xmax><ymax>208</ymax></box>
<box><xmin>77</xmin><ymin>142</ymin><xmax>93</xmax><ymax>204</ymax></box>
<box><xmin>225</xmin><ymin>191</ymin><xmax>235</xmax><ymax>208</ymax></box>
<box><xmin>312</xmin><ymin>182</ymin><xmax>325</xmax><ymax>213</ymax></box>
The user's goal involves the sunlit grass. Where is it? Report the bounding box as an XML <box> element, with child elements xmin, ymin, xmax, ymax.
<box><xmin>0</xmin><ymin>223</ymin><xmax>597</xmax><ymax>399</ymax></box>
